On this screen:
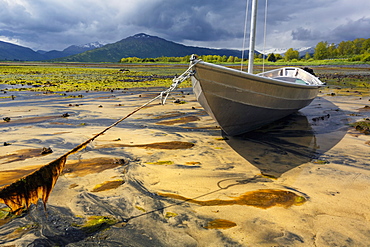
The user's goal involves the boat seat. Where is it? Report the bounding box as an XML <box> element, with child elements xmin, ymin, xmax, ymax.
<box><xmin>273</xmin><ymin>76</ymin><xmax>308</xmax><ymax>85</ymax></box>
<box><xmin>279</xmin><ymin>68</ymin><xmax>299</xmax><ymax>76</ymax></box>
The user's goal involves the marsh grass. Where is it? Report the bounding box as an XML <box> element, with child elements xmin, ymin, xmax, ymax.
<box><xmin>0</xmin><ymin>63</ymin><xmax>368</xmax><ymax>93</ymax></box>
<box><xmin>0</xmin><ymin>64</ymin><xmax>190</xmax><ymax>92</ymax></box>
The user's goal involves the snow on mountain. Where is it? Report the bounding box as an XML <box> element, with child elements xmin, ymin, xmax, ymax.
<box><xmin>257</xmin><ymin>47</ymin><xmax>314</xmax><ymax>56</ymax></box>
<box><xmin>132</xmin><ymin>33</ymin><xmax>152</xmax><ymax>39</ymax></box>
<box><xmin>78</xmin><ymin>41</ymin><xmax>106</xmax><ymax>49</ymax></box>
<box><xmin>62</xmin><ymin>42</ymin><xmax>106</xmax><ymax>55</ymax></box>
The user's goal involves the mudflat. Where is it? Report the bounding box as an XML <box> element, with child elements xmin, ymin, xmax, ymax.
<box><xmin>0</xmin><ymin>84</ymin><xmax>369</xmax><ymax>246</ymax></box>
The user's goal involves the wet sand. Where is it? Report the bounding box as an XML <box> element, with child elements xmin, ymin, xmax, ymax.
<box><xmin>0</xmin><ymin>88</ymin><xmax>369</xmax><ymax>246</ymax></box>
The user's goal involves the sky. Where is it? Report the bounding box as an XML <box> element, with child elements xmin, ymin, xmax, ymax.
<box><xmin>1</xmin><ymin>0</ymin><xmax>370</xmax><ymax>52</ymax></box>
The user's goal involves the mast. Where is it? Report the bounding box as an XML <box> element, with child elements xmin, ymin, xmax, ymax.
<box><xmin>248</xmin><ymin>0</ymin><xmax>258</xmax><ymax>74</ymax></box>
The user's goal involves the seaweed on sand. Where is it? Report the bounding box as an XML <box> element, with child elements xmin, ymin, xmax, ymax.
<box><xmin>0</xmin><ymin>91</ymin><xmax>158</xmax><ymax>215</ymax></box>
<box><xmin>0</xmin><ymin>139</ymin><xmax>90</xmax><ymax>215</ymax></box>
<box><xmin>0</xmin><ymin>127</ymin><xmax>108</xmax><ymax>214</ymax></box>
<box><xmin>0</xmin><ymin>156</ymin><xmax>67</xmax><ymax>215</ymax></box>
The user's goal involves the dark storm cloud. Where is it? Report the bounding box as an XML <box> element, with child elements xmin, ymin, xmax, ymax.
<box><xmin>0</xmin><ymin>0</ymin><xmax>369</xmax><ymax>51</ymax></box>
<box><xmin>291</xmin><ymin>17</ymin><xmax>370</xmax><ymax>45</ymax></box>
<box><xmin>291</xmin><ymin>28</ymin><xmax>323</xmax><ymax>41</ymax></box>
<box><xmin>128</xmin><ymin>0</ymin><xmax>247</xmax><ymax>42</ymax></box>
<box><xmin>332</xmin><ymin>17</ymin><xmax>370</xmax><ymax>41</ymax></box>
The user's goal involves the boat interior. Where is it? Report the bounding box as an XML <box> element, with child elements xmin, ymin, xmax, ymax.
<box><xmin>258</xmin><ymin>67</ymin><xmax>323</xmax><ymax>86</ymax></box>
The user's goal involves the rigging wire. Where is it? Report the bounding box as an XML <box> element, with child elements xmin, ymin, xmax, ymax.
<box><xmin>241</xmin><ymin>0</ymin><xmax>250</xmax><ymax>71</ymax></box>
<box><xmin>262</xmin><ymin>0</ymin><xmax>268</xmax><ymax>72</ymax></box>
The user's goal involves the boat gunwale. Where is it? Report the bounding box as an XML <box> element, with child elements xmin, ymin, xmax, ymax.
<box><xmin>194</xmin><ymin>60</ymin><xmax>324</xmax><ymax>89</ymax></box>
<box><xmin>195</xmin><ymin>77</ymin><xmax>318</xmax><ymax>102</ymax></box>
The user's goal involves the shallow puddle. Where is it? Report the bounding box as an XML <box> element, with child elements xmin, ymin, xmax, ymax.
<box><xmin>146</xmin><ymin>160</ymin><xmax>174</xmax><ymax>165</ymax></box>
<box><xmin>158</xmin><ymin>189</ymin><xmax>306</xmax><ymax>209</ymax></box>
<box><xmin>0</xmin><ymin>115</ymin><xmax>59</xmax><ymax>125</ymax></box>
<box><xmin>184</xmin><ymin>161</ymin><xmax>201</xmax><ymax>166</ymax></box>
<box><xmin>98</xmin><ymin>141</ymin><xmax>194</xmax><ymax>150</ymax></box>
<box><xmin>63</xmin><ymin>157</ymin><xmax>127</xmax><ymax>177</ymax></box>
<box><xmin>204</xmin><ymin>219</ymin><xmax>237</xmax><ymax>229</ymax></box>
<box><xmin>52</xmin><ymin>131</ymin><xmax>72</xmax><ymax>135</ymax></box>
<box><xmin>2</xmin><ymin>223</ymin><xmax>38</xmax><ymax>240</ymax></box>
<box><xmin>358</xmin><ymin>105</ymin><xmax>370</xmax><ymax>112</ymax></box>
<box><xmin>0</xmin><ymin>217</ymin><xmax>12</xmax><ymax>228</ymax></box>
<box><xmin>152</xmin><ymin>111</ymin><xmax>185</xmax><ymax>120</ymax></box>
<box><xmin>156</xmin><ymin>116</ymin><xmax>200</xmax><ymax>125</ymax></box>
<box><xmin>0</xmin><ymin>148</ymin><xmax>53</xmax><ymax>164</ymax></box>
<box><xmin>0</xmin><ymin>166</ymin><xmax>41</xmax><ymax>188</ymax></box>
<box><xmin>49</xmin><ymin>122</ymin><xmax>76</xmax><ymax>126</ymax></box>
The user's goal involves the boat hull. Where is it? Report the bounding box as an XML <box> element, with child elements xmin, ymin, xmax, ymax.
<box><xmin>191</xmin><ymin>61</ymin><xmax>322</xmax><ymax>136</ymax></box>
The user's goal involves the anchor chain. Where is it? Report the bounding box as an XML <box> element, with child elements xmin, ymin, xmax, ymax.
<box><xmin>159</xmin><ymin>57</ymin><xmax>200</xmax><ymax>105</ymax></box>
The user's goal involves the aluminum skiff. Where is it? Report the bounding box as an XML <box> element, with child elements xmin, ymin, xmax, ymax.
<box><xmin>191</xmin><ymin>59</ymin><xmax>325</xmax><ymax>136</ymax></box>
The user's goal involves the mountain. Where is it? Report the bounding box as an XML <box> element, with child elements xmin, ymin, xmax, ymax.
<box><xmin>296</xmin><ymin>47</ymin><xmax>315</xmax><ymax>57</ymax></box>
<box><xmin>0</xmin><ymin>40</ymin><xmax>105</xmax><ymax>61</ymax></box>
<box><xmin>54</xmin><ymin>33</ymin><xmax>244</xmax><ymax>62</ymax></box>
<box><xmin>61</xmin><ymin>42</ymin><xmax>105</xmax><ymax>56</ymax></box>
<box><xmin>0</xmin><ymin>41</ymin><xmax>45</xmax><ymax>61</ymax></box>
<box><xmin>37</xmin><ymin>42</ymin><xmax>105</xmax><ymax>60</ymax></box>
<box><xmin>258</xmin><ymin>47</ymin><xmax>315</xmax><ymax>57</ymax></box>
<box><xmin>1</xmin><ymin>34</ymin><xmax>248</xmax><ymax>62</ymax></box>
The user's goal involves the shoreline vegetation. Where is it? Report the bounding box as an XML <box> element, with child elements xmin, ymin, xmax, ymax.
<box><xmin>119</xmin><ymin>57</ymin><xmax>370</xmax><ymax>66</ymax></box>
<box><xmin>0</xmin><ymin>61</ymin><xmax>369</xmax><ymax>95</ymax></box>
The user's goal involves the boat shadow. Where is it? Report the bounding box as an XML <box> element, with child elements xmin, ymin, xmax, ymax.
<box><xmin>223</xmin><ymin>97</ymin><xmax>348</xmax><ymax>178</ymax></box>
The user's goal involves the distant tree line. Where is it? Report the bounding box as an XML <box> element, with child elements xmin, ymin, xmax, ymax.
<box><xmin>313</xmin><ymin>38</ymin><xmax>370</xmax><ymax>62</ymax></box>
<box><xmin>119</xmin><ymin>55</ymin><xmax>242</xmax><ymax>63</ymax></box>
<box><xmin>120</xmin><ymin>56</ymin><xmax>192</xmax><ymax>63</ymax></box>
<box><xmin>120</xmin><ymin>38</ymin><xmax>370</xmax><ymax>63</ymax></box>
<box><xmin>266</xmin><ymin>38</ymin><xmax>370</xmax><ymax>62</ymax></box>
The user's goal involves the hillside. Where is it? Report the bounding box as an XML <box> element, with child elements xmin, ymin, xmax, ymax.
<box><xmin>54</xmin><ymin>33</ymin><xmax>244</xmax><ymax>62</ymax></box>
<box><xmin>0</xmin><ymin>41</ymin><xmax>45</xmax><ymax>61</ymax></box>
<box><xmin>0</xmin><ymin>34</ymin><xmax>245</xmax><ymax>62</ymax></box>
<box><xmin>0</xmin><ymin>41</ymin><xmax>105</xmax><ymax>61</ymax></box>
<box><xmin>37</xmin><ymin>42</ymin><xmax>106</xmax><ymax>60</ymax></box>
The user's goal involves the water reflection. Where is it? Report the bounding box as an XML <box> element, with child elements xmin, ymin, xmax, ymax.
<box><xmin>224</xmin><ymin>98</ymin><xmax>348</xmax><ymax>178</ymax></box>
<box><xmin>0</xmin><ymin>84</ymin><xmax>32</xmax><ymax>90</ymax></box>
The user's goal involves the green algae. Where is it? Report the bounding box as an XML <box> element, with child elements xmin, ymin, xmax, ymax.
<box><xmin>78</xmin><ymin>216</ymin><xmax>117</xmax><ymax>234</ymax></box>
<box><xmin>350</xmin><ymin>119</ymin><xmax>370</xmax><ymax>134</ymax></box>
<box><xmin>91</xmin><ymin>179</ymin><xmax>125</xmax><ymax>192</ymax></box>
<box><xmin>312</xmin><ymin>159</ymin><xmax>330</xmax><ymax>164</ymax></box>
<box><xmin>0</xmin><ymin>65</ymin><xmax>189</xmax><ymax>92</ymax></box>
<box><xmin>5</xmin><ymin>223</ymin><xmax>39</xmax><ymax>239</ymax></box>
<box><xmin>164</xmin><ymin>212</ymin><xmax>178</xmax><ymax>219</ymax></box>
<box><xmin>147</xmin><ymin>160</ymin><xmax>174</xmax><ymax>165</ymax></box>
<box><xmin>135</xmin><ymin>206</ymin><xmax>146</xmax><ymax>212</ymax></box>
<box><xmin>158</xmin><ymin>189</ymin><xmax>307</xmax><ymax>209</ymax></box>
<box><xmin>204</xmin><ymin>219</ymin><xmax>237</xmax><ymax>229</ymax></box>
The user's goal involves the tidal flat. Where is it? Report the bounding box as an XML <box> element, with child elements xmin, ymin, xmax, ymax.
<box><xmin>0</xmin><ymin>63</ymin><xmax>369</xmax><ymax>246</ymax></box>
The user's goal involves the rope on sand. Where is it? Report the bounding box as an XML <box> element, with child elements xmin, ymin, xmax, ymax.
<box><xmin>0</xmin><ymin>61</ymin><xmax>198</xmax><ymax>215</ymax></box>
